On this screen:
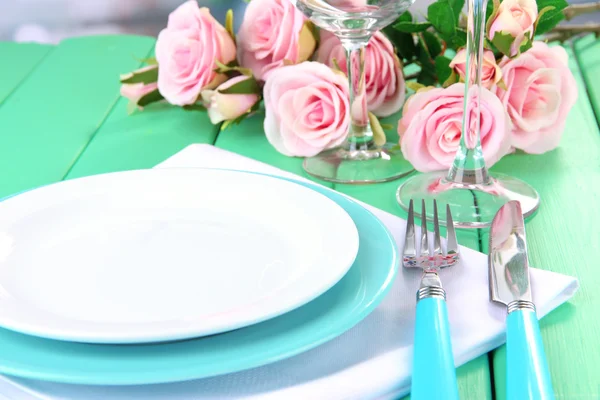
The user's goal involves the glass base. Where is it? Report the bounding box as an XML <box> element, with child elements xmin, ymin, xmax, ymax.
<box><xmin>303</xmin><ymin>142</ymin><xmax>414</xmax><ymax>184</ymax></box>
<box><xmin>396</xmin><ymin>171</ymin><xmax>540</xmax><ymax>228</ymax></box>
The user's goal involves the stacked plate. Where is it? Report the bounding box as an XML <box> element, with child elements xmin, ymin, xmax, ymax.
<box><xmin>0</xmin><ymin>168</ymin><xmax>398</xmax><ymax>385</ymax></box>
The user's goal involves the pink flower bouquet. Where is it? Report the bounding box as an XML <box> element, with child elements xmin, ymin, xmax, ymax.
<box><xmin>119</xmin><ymin>0</ymin><xmax>578</xmax><ymax>170</ymax></box>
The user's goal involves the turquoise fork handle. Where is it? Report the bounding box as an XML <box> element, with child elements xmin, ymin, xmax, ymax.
<box><xmin>507</xmin><ymin>308</ymin><xmax>555</xmax><ymax>400</ymax></box>
<box><xmin>411</xmin><ymin>296</ymin><xmax>459</xmax><ymax>400</ymax></box>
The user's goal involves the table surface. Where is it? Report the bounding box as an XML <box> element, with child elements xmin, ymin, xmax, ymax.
<box><xmin>0</xmin><ymin>34</ymin><xmax>598</xmax><ymax>399</ymax></box>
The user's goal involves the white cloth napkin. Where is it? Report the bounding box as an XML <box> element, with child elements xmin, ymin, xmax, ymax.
<box><xmin>0</xmin><ymin>144</ymin><xmax>579</xmax><ymax>400</ymax></box>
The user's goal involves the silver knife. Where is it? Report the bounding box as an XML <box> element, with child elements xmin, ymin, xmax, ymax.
<box><xmin>489</xmin><ymin>201</ymin><xmax>555</xmax><ymax>400</ymax></box>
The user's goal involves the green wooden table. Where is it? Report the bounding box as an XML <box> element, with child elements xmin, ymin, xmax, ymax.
<box><xmin>1</xmin><ymin>34</ymin><xmax>599</xmax><ymax>399</ymax></box>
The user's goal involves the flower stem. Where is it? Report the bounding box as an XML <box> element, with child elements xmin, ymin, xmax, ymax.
<box><xmin>446</xmin><ymin>0</ymin><xmax>490</xmax><ymax>185</ymax></box>
<box><xmin>341</xmin><ymin>37</ymin><xmax>374</xmax><ymax>150</ymax></box>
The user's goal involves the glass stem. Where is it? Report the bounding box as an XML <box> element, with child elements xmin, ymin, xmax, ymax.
<box><xmin>341</xmin><ymin>37</ymin><xmax>373</xmax><ymax>151</ymax></box>
<box><xmin>446</xmin><ymin>0</ymin><xmax>491</xmax><ymax>185</ymax></box>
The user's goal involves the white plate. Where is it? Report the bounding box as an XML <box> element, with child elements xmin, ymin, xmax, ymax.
<box><xmin>0</xmin><ymin>168</ymin><xmax>359</xmax><ymax>344</ymax></box>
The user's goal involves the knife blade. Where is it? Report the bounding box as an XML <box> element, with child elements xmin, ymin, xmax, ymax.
<box><xmin>489</xmin><ymin>200</ymin><xmax>532</xmax><ymax>307</ymax></box>
<box><xmin>489</xmin><ymin>201</ymin><xmax>555</xmax><ymax>400</ymax></box>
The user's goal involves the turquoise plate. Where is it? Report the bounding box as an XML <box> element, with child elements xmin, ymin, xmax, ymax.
<box><xmin>0</xmin><ymin>172</ymin><xmax>398</xmax><ymax>385</ymax></box>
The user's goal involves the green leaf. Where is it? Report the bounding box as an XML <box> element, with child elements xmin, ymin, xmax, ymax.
<box><xmin>137</xmin><ymin>88</ymin><xmax>164</xmax><ymax>107</ymax></box>
<box><xmin>416</xmin><ymin>49</ymin><xmax>433</xmax><ymax>73</ymax></box>
<box><xmin>442</xmin><ymin>70</ymin><xmax>459</xmax><ymax>87</ymax></box>
<box><xmin>519</xmin><ymin>34</ymin><xmax>533</xmax><ymax>54</ymax></box>
<box><xmin>222</xmin><ymin>114</ymin><xmax>246</xmax><ymax>129</ymax></box>
<box><xmin>486</xmin><ymin>40</ymin><xmax>501</xmax><ymax>56</ymax></box>
<box><xmin>382</xmin><ymin>27</ymin><xmax>416</xmax><ymax>61</ymax></box>
<box><xmin>220</xmin><ymin>120</ymin><xmax>233</xmax><ymax>131</ymax></box>
<box><xmin>485</xmin><ymin>0</ymin><xmax>501</xmax><ymax>34</ymax></box>
<box><xmin>134</xmin><ymin>56</ymin><xmax>158</xmax><ymax>66</ymax></box>
<box><xmin>120</xmin><ymin>66</ymin><xmax>158</xmax><ymax>84</ymax></box>
<box><xmin>183</xmin><ymin>104</ymin><xmax>206</xmax><ymax>112</ymax></box>
<box><xmin>417</xmin><ymin>69</ymin><xmax>437</xmax><ymax>86</ymax></box>
<box><xmin>397</xmin><ymin>34</ymin><xmax>417</xmax><ymax>61</ymax></box>
<box><xmin>534</xmin><ymin>0</ymin><xmax>567</xmax><ymax>35</ymax></box>
<box><xmin>416</xmin><ymin>34</ymin><xmax>436</xmax><ymax>77</ymax></box>
<box><xmin>422</xmin><ymin>31</ymin><xmax>442</xmax><ymax>58</ymax></box>
<box><xmin>497</xmin><ymin>77</ymin><xmax>508</xmax><ymax>91</ymax></box>
<box><xmin>306</xmin><ymin>20</ymin><xmax>320</xmax><ymax>44</ymax></box>
<box><xmin>393</xmin><ymin>22</ymin><xmax>432</xmax><ymax>33</ymax></box>
<box><xmin>218</xmin><ymin>77</ymin><xmax>261</xmax><ymax>95</ymax></box>
<box><xmin>427</xmin><ymin>1</ymin><xmax>456</xmax><ymax>38</ymax></box>
<box><xmin>535</xmin><ymin>5</ymin><xmax>556</xmax><ymax>32</ymax></box>
<box><xmin>416</xmin><ymin>34</ymin><xmax>437</xmax><ymax>86</ymax></box>
<box><xmin>450</xmin><ymin>28</ymin><xmax>467</xmax><ymax>49</ymax></box>
<box><xmin>491</xmin><ymin>31</ymin><xmax>515</xmax><ymax>57</ymax></box>
<box><xmin>214</xmin><ymin>59</ymin><xmax>253</xmax><ymax>77</ymax></box>
<box><xmin>399</xmin><ymin>11</ymin><xmax>413</xmax><ymax>23</ymax></box>
<box><xmin>407</xmin><ymin>81</ymin><xmax>426</xmax><ymax>91</ymax></box>
<box><xmin>225</xmin><ymin>9</ymin><xmax>235</xmax><ymax>41</ymax></box>
<box><xmin>448</xmin><ymin>0</ymin><xmax>465</xmax><ymax>21</ymax></box>
<box><xmin>435</xmin><ymin>55</ymin><xmax>453</xmax><ymax>85</ymax></box>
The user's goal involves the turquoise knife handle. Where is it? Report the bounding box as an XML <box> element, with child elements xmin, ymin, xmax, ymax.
<box><xmin>507</xmin><ymin>308</ymin><xmax>555</xmax><ymax>400</ymax></box>
<box><xmin>411</xmin><ymin>296</ymin><xmax>459</xmax><ymax>400</ymax></box>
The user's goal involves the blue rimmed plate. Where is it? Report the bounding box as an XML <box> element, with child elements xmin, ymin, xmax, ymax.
<box><xmin>0</xmin><ymin>170</ymin><xmax>398</xmax><ymax>385</ymax></box>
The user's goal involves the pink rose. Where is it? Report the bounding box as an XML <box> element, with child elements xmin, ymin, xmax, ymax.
<box><xmin>201</xmin><ymin>76</ymin><xmax>260</xmax><ymax>124</ymax></box>
<box><xmin>326</xmin><ymin>0</ymin><xmax>370</xmax><ymax>12</ymax></box>
<box><xmin>489</xmin><ymin>0</ymin><xmax>537</xmax><ymax>56</ymax></box>
<box><xmin>490</xmin><ymin>200</ymin><xmax>518</xmax><ymax>251</ymax></box>
<box><xmin>399</xmin><ymin>83</ymin><xmax>511</xmax><ymax>172</ymax></box>
<box><xmin>155</xmin><ymin>1</ymin><xmax>236</xmax><ymax>106</ymax></box>
<box><xmin>120</xmin><ymin>66</ymin><xmax>158</xmax><ymax>107</ymax></box>
<box><xmin>449</xmin><ymin>49</ymin><xmax>502</xmax><ymax>89</ymax></box>
<box><xmin>495</xmin><ymin>41</ymin><xmax>578</xmax><ymax>154</ymax></box>
<box><xmin>316</xmin><ymin>31</ymin><xmax>405</xmax><ymax>117</ymax></box>
<box><xmin>237</xmin><ymin>0</ymin><xmax>316</xmax><ymax>82</ymax></box>
<box><xmin>264</xmin><ymin>62</ymin><xmax>349</xmax><ymax>157</ymax></box>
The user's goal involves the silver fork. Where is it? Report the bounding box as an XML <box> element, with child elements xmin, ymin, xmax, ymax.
<box><xmin>404</xmin><ymin>199</ymin><xmax>460</xmax><ymax>400</ymax></box>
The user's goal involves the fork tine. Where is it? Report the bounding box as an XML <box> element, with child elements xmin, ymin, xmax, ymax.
<box><xmin>432</xmin><ymin>200</ymin><xmax>442</xmax><ymax>268</ymax></box>
<box><xmin>407</xmin><ymin>199</ymin><xmax>415</xmax><ymax>235</ymax></box>
<box><xmin>420</xmin><ymin>200</ymin><xmax>429</xmax><ymax>260</ymax></box>
<box><xmin>403</xmin><ymin>199</ymin><xmax>417</xmax><ymax>267</ymax></box>
<box><xmin>445</xmin><ymin>204</ymin><xmax>459</xmax><ymax>266</ymax></box>
<box><xmin>432</xmin><ymin>200</ymin><xmax>442</xmax><ymax>254</ymax></box>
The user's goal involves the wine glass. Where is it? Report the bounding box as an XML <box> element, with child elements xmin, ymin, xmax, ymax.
<box><xmin>395</xmin><ymin>0</ymin><xmax>540</xmax><ymax>227</ymax></box>
<box><xmin>290</xmin><ymin>0</ymin><xmax>415</xmax><ymax>183</ymax></box>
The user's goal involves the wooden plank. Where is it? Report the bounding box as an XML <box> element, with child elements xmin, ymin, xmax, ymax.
<box><xmin>574</xmin><ymin>35</ymin><xmax>600</xmax><ymax>123</ymax></box>
<box><xmin>65</xmin><ymin>101</ymin><xmax>220</xmax><ymax>179</ymax></box>
<box><xmin>61</xmin><ymin>36</ymin><xmax>220</xmax><ymax>179</ymax></box>
<box><xmin>0</xmin><ymin>42</ymin><xmax>53</xmax><ymax>104</ymax></box>
<box><xmin>0</xmin><ymin>35</ymin><xmax>155</xmax><ymax>198</ymax></box>
<box><xmin>485</xmin><ymin>45</ymin><xmax>600</xmax><ymax>400</ymax></box>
